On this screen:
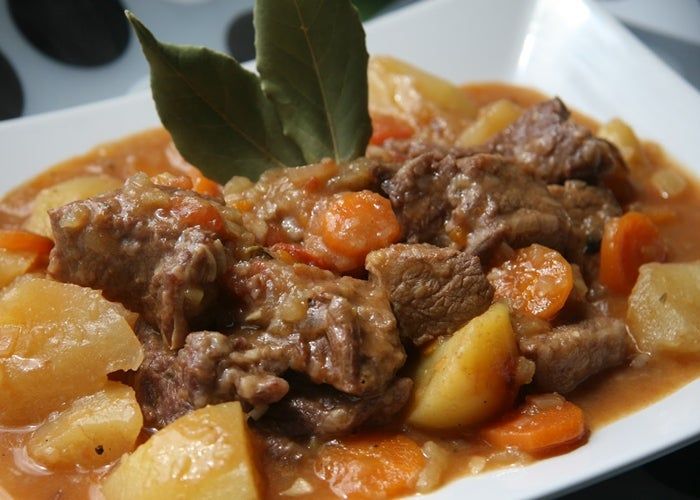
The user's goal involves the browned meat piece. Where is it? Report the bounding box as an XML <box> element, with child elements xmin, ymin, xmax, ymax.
<box><xmin>48</xmin><ymin>173</ymin><xmax>254</xmax><ymax>348</ymax></box>
<box><xmin>260</xmin><ymin>377</ymin><xmax>412</xmax><ymax>437</ymax></box>
<box><xmin>135</xmin><ymin>259</ymin><xmax>411</xmax><ymax>435</ymax></box>
<box><xmin>135</xmin><ymin>257</ymin><xmax>407</xmax><ymax>434</ymax></box>
<box><xmin>227</xmin><ymin>258</ymin><xmax>405</xmax><ymax>397</ymax></box>
<box><xmin>548</xmin><ymin>180</ymin><xmax>622</xmax><ymax>256</ymax></box>
<box><xmin>134</xmin><ymin>322</ymin><xmax>290</xmax><ymax>429</ymax></box>
<box><xmin>488</xmin><ymin>98</ymin><xmax>625</xmax><ymax>183</ymax></box>
<box><xmin>366</xmin><ymin>243</ymin><xmax>493</xmax><ymax>346</ymax></box>
<box><xmin>375</xmin><ymin>138</ymin><xmax>474</xmax><ymax>163</ymax></box>
<box><xmin>384</xmin><ymin>152</ymin><xmax>571</xmax><ymax>256</ymax></box>
<box><xmin>519</xmin><ymin>317</ymin><xmax>631</xmax><ymax>393</ymax></box>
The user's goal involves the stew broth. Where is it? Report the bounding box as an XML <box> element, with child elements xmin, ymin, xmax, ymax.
<box><xmin>2</xmin><ymin>84</ymin><xmax>700</xmax><ymax>499</ymax></box>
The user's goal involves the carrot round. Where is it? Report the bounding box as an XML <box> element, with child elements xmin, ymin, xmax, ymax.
<box><xmin>269</xmin><ymin>243</ymin><xmax>332</xmax><ymax>269</ymax></box>
<box><xmin>599</xmin><ymin>211</ymin><xmax>665</xmax><ymax>293</ymax></box>
<box><xmin>370</xmin><ymin>113</ymin><xmax>415</xmax><ymax>145</ymax></box>
<box><xmin>315</xmin><ymin>190</ymin><xmax>401</xmax><ymax>260</ymax></box>
<box><xmin>171</xmin><ymin>198</ymin><xmax>223</xmax><ymax>232</ymax></box>
<box><xmin>481</xmin><ymin>396</ymin><xmax>587</xmax><ymax>455</ymax></box>
<box><xmin>488</xmin><ymin>244</ymin><xmax>573</xmax><ymax>320</ymax></box>
<box><xmin>0</xmin><ymin>230</ymin><xmax>54</xmax><ymax>256</ymax></box>
<box><xmin>314</xmin><ymin>434</ymin><xmax>425</xmax><ymax>499</ymax></box>
<box><xmin>191</xmin><ymin>175</ymin><xmax>222</xmax><ymax>198</ymax></box>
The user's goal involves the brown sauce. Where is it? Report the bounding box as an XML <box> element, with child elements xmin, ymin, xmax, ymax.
<box><xmin>2</xmin><ymin>83</ymin><xmax>700</xmax><ymax>499</ymax></box>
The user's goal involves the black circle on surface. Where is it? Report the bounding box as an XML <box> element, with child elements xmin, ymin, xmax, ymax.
<box><xmin>645</xmin><ymin>441</ymin><xmax>700</xmax><ymax>496</ymax></box>
<box><xmin>9</xmin><ymin>0</ymin><xmax>129</xmax><ymax>67</ymax></box>
<box><xmin>0</xmin><ymin>50</ymin><xmax>24</xmax><ymax>120</ymax></box>
<box><xmin>226</xmin><ymin>10</ymin><xmax>255</xmax><ymax>62</ymax></box>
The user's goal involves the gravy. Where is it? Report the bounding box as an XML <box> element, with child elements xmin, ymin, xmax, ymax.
<box><xmin>2</xmin><ymin>84</ymin><xmax>700</xmax><ymax>499</ymax></box>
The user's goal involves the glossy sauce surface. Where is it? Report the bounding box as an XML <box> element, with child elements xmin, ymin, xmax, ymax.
<box><xmin>2</xmin><ymin>84</ymin><xmax>700</xmax><ymax>499</ymax></box>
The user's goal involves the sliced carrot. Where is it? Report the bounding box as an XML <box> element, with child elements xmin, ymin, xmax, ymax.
<box><xmin>179</xmin><ymin>164</ymin><xmax>223</xmax><ymax>198</ymax></box>
<box><xmin>599</xmin><ymin>211</ymin><xmax>665</xmax><ymax>293</ymax></box>
<box><xmin>481</xmin><ymin>396</ymin><xmax>587</xmax><ymax>455</ymax></box>
<box><xmin>0</xmin><ymin>230</ymin><xmax>54</xmax><ymax>256</ymax></box>
<box><xmin>230</xmin><ymin>199</ymin><xmax>254</xmax><ymax>213</ymax></box>
<box><xmin>314</xmin><ymin>434</ymin><xmax>425</xmax><ymax>499</ymax></box>
<box><xmin>487</xmin><ymin>244</ymin><xmax>573</xmax><ymax>320</ymax></box>
<box><xmin>269</xmin><ymin>243</ymin><xmax>332</xmax><ymax>269</ymax></box>
<box><xmin>370</xmin><ymin>113</ymin><xmax>415</xmax><ymax>145</ymax></box>
<box><xmin>191</xmin><ymin>175</ymin><xmax>223</xmax><ymax>198</ymax></box>
<box><xmin>313</xmin><ymin>191</ymin><xmax>401</xmax><ymax>261</ymax></box>
<box><xmin>170</xmin><ymin>198</ymin><xmax>223</xmax><ymax>232</ymax></box>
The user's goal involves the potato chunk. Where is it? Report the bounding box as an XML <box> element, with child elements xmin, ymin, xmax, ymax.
<box><xmin>368</xmin><ymin>56</ymin><xmax>476</xmax><ymax>141</ymax></box>
<box><xmin>456</xmin><ymin>99</ymin><xmax>523</xmax><ymax>147</ymax></box>
<box><xmin>102</xmin><ymin>402</ymin><xmax>262</xmax><ymax>500</ymax></box>
<box><xmin>597</xmin><ymin>118</ymin><xmax>643</xmax><ymax>167</ymax></box>
<box><xmin>28</xmin><ymin>382</ymin><xmax>142</xmax><ymax>468</ymax></box>
<box><xmin>0</xmin><ymin>276</ymin><xmax>142</xmax><ymax>425</ymax></box>
<box><xmin>0</xmin><ymin>249</ymin><xmax>36</xmax><ymax>288</ymax></box>
<box><xmin>24</xmin><ymin>175</ymin><xmax>123</xmax><ymax>238</ymax></box>
<box><xmin>407</xmin><ymin>303</ymin><xmax>519</xmax><ymax>430</ymax></box>
<box><xmin>628</xmin><ymin>262</ymin><xmax>700</xmax><ymax>354</ymax></box>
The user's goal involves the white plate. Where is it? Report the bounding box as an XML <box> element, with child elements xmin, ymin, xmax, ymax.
<box><xmin>2</xmin><ymin>0</ymin><xmax>700</xmax><ymax>498</ymax></box>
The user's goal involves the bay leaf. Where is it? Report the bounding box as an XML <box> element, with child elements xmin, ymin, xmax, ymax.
<box><xmin>254</xmin><ymin>0</ymin><xmax>371</xmax><ymax>164</ymax></box>
<box><xmin>127</xmin><ymin>12</ymin><xmax>305</xmax><ymax>183</ymax></box>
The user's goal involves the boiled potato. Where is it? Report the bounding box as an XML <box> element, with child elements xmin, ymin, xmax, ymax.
<box><xmin>628</xmin><ymin>262</ymin><xmax>700</xmax><ymax>354</ymax></box>
<box><xmin>102</xmin><ymin>402</ymin><xmax>262</xmax><ymax>500</ymax></box>
<box><xmin>368</xmin><ymin>56</ymin><xmax>476</xmax><ymax>133</ymax></box>
<box><xmin>24</xmin><ymin>175</ymin><xmax>122</xmax><ymax>238</ymax></box>
<box><xmin>456</xmin><ymin>99</ymin><xmax>523</xmax><ymax>147</ymax></box>
<box><xmin>28</xmin><ymin>382</ymin><xmax>143</xmax><ymax>468</ymax></box>
<box><xmin>0</xmin><ymin>249</ymin><xmax>36</xmax><ymax>288</ymax></box>
<box><xmin>597</xmin><ymin>118</ymin><xmax>643</xmax><ymax>166</ymax></box>
<box><xmin>407</xmin><ymin>303</ymin><xmax>520</xmax><ymax>430</ymax></box>
<box><xmin>0</xmin><ymin>276</ymin><xmax>142</xmax><ymax>425</ymax></box>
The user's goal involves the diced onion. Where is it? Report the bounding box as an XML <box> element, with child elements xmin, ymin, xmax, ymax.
<box><xmin>280</xmin><ymin>478</ymin><xmax>314</xmax><ymax>496</ymax></box>
<box><xmin>651</xmin><ymin>169</ymin><xmax>687</xmax><ymax>199</ymax></box>
<box><xmin>416</xmin><ymin>441</ymin><xmax>450</xmax><ymax>493</ymax></box>
<box><xmin>467</xmin><ymin>456</ymin><xmax>486</xmax><ymax>475</ymax></box>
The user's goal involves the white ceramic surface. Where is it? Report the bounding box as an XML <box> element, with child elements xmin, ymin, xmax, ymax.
<box><xmin>1</xmin><ymin>0</ymin><xmax>700</xmax><ymax>498</ymax></box>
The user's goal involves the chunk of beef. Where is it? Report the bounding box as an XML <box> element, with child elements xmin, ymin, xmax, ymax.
<box><xmin>136</xmin><ymin>257</ymin><xmax>408</xmax><ymax>434</ymax></box>
<box><xmin>519</xmin><ymin>317</ymin><xmax>631</xmax><ymax>393</ymax></box>
<box><xmin>548</xmin><ymin>180</ymin><xmax>622</xmax><ymax>256</ymax></box>
<box><xmin>384</xmin><ymin>152</ymin><xmax>571</xmax><ymax>257</ymax></box>
<box><xmin>366</xmin><ymin>243</ymin><xmax>493</xmax><ymax>346</ymax></box>
<box><xmin>49</xmin><ymin>174</ymin><xmax>254</xmax><ymax>348</ymax></box>
<box><xmin>261</xmin><ymin>377</ymin><xmax>413</xmax><ymax>437</ymax></box>
<box><xmin>227</xmin><ymin>258</ymin><xmax>405</xmax><ymax>397</ymax></box>
<box><xmin>488</xmin><ymin>98</ymin><xmax>625</xmax><ymax>183</ymax></box>
<box><xmin>134</xmin><ymin>321</ymin><xmax>289</xmax><ymax>429</ymax></box>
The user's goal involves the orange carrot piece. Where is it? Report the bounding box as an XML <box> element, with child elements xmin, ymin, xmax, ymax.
<box><xmin>191</xmin><ymin>175</ymin><xmax>223</xmax><ymax>198</ymax></box>
<box><xmin>269</xmin><ymin>243</ymin><xmax>332</xmax><ymax>269</ymax></box>
<box><xmin>315</xmin><ymin>434</ymin><xmax>425</xmax><ymax>499</ymax></box>
<box><xmin>171</xmin><ymin>198</ymin><xmax>223</xmax><ymax>232</ymax></box>
<box><xmin>314</xmin><ymin>190</ymin><xmax>401</xmax><ymax>260</ymax></box>
<box><xmin>180</xmin><ymin>164</ymin><xmax>223</xmax><ymax>198</ymax></box>
<box><xmin>0</xmin><ymin>230</ymin><xmax>53</xmax><ymax>256</ymax></box>
<box><xmin>230</xmin><ymin>199</ymin><xmax>254</xmax><ymax>213</ymax></box>
<box><xmin>370</xmin><ymin>114</ymin><xmax>415</xmax><ymax>145</ymax></box>
<box><xmin>481</xmin><ymin>397</ymin><xmax>587</xmax><ymax>455</ymax></box>
<box><xmin>488</xmin><ymin>244</ymin><xmax>573</xmax><ymax>320</ymax></box>
<box><xmin>599</xmin><ymin>211</ymin><xmax>665</xmax><ymax>294</ymax></box>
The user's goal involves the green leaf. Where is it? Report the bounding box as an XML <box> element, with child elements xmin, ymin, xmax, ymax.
<box><xmin>126</xmin><ymin>12</ymin><xmax>305</xmax><ymax>183</ymax></box>
<box><xmin>254</xmin><ymin>0</ymin><xmax>371</xmax><ymax>164</ymax></box>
